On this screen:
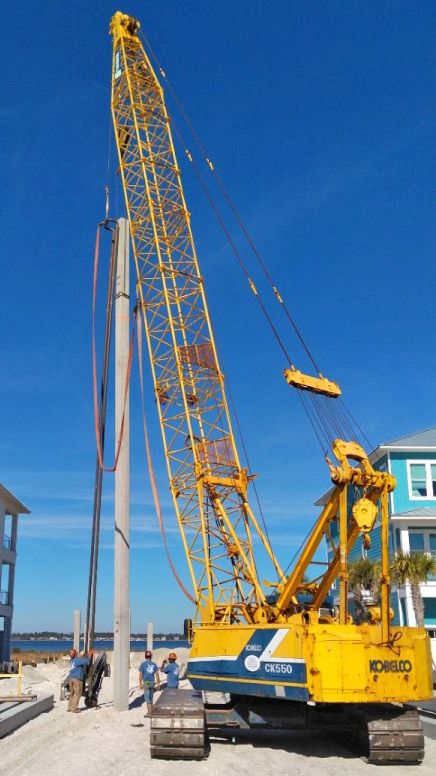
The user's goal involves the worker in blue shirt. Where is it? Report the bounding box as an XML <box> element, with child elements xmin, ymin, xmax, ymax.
<box><xmin>138</xmin><ymin>650</ymin><xmax>160</xmax><ymax>715</ymax></box>
<box><xmin>67</xmin><ymin>648</ymin><xmax>92</xmax><ymax>713</ymax></box>
<box><xmin>161</xmin><ymin>652</ymin><xmax>180</xmax><ymax>688</ymax></box>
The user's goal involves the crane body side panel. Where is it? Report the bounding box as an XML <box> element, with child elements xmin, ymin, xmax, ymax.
<box><xmin>188</xmin><ymin>622</ymin><xmax>432</xmax><ymax>704</ymax></box>
<box><xmin>189</xmin><ymin>624</ymin><xmax>309</xmax><ymax>701</ymax></box>
<box><xmin>307</xmin><ymin>623</ymin><xmax>432</xmax><ymax>703</ymax></box>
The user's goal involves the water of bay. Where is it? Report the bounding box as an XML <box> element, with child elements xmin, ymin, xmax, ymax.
<box><xmin>11</xmin><ymin>639</ymin><xmax>189</xmax><ymax>653</ymax></box>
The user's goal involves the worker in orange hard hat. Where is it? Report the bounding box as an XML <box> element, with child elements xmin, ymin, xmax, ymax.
<box><xmin>161</xmin><ymin>652</ymin><xmax>180</xmax><ymax>688</ymax></box>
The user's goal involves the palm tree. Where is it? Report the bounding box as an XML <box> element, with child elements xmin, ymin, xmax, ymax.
<box><xmin>390</xmin><ymin>550</ymin><xmax>436</xmax><ymax>627</ymax></box>
<box><xmin>348</xmin><ymin>557</ymin><xmax>380</xmax><ymax>622</ymax></box>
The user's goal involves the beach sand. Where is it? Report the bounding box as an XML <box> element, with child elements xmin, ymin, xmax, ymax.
<box><xmin>1</xmin><ymin>649</ymin><xmax>434</xmax><ymax>776</ymax></box>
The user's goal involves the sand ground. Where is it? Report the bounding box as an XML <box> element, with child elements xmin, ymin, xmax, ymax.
<box><xmin>1</xmin><ymin>649</ymin><xmax>435</xmax><ymax>776</ymax></box>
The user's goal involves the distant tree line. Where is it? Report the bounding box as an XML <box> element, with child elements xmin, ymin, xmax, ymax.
<box><xmin>12</xmin><ymin>631</ymin><xmax>72</xmax><ymax>639</ymax></box>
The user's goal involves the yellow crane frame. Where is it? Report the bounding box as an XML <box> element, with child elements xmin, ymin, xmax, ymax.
<box><xmin>109</xmin><ymin>13</ymin><xmax>402</xmax><ymax>651</ymax></box>
<box><xmin>110</xmin><ymin>12</ymin><xmax>283</xmax><ymax>625</ymax></box>
<box><xmin>107</xmin><ymin>15</ymin><xmax>433</xmax><ymax>747</ymax></box>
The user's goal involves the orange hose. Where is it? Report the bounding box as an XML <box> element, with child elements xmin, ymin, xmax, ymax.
<box><xmin>92</xmin><ymin>225</ymin><xmax>135</xmax><ymax>472</ymax></box>
<box><xmin>136</xmin><ymin>307</ymin><xmax>196</xmax><ymax>606</ymax></box>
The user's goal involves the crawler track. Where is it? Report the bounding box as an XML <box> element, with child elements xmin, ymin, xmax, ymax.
<box><xmin>150</xmin><ymin>692</ymin><xmax>425</xmax><ymax>764</ymax></box>
<box><xmin>150</xmin><ymin>688</ymin><xmax>206</xmax><ymax>759</ymax></box>
<box><xmin>359</xmin><ymin>706</ymin><xmax>425</xmax><ymax>764</ymax></box>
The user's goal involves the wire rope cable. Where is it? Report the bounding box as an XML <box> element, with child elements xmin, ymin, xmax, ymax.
<box><xmin>92</xmin><ymin>225</ymin><xmax>135</xmax><ymax>472</ymax></box>
<box><xmin>85</xmin><ymin>223</ymin><xmax>118</xmax><ymax>652</ymax></box>
<box><xmin>140</xmin><ymin>29</ymin><xmax>321</xmax><ymax>375</ymax></box>
<box><xmin>86</xmin><ymin>219</ymin><xmax>136</xmax><ymax>652</ymax></box>
<box><xmin>139</xmin><ymin>29</ymin><xmax>372</xmax><ymax>454</ymax></box>
<box><xmin>162</xmin><ymin>101</ymin><xmax>340</xmax><ymax>453</ymax></box>
<box><xmin>223</xmin><ymin>371</ymin><xmax>279</xmax><ymax>581</ymax></box>
<box><xmin>136</xmin><ymin>305</ymin><xmax>197</xmax><ymax>606</ymax></box>
<box><xmin>168</xmin><ymin>110</ymin><xmax>344</xmax><ymax>454</ymax></box>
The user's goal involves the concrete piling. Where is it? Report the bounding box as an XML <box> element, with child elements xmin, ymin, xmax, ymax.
<box><xmin>113</xmin><ymin>218</ymin><xmax>130</xmax><ymax>711</ymax></box>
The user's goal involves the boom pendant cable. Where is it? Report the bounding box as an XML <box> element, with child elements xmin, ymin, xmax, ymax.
<box><xmin>168</xmin><ymin>113</ymin><xmax>342</xmax><ymax>453</ymax></box>
<box><xmin>140</xmin><ymin>29</ymin><xmax>320</xmax><ymax>375</ymax></box>
<box><xmin>224</xmin><ymin>373</ymin><xmax>278</xmax><ymax>577</ymax></box>
<box><xmin>139</xmin><ymin>29</ymin><xmax>370</xmax><ymax>451</ymax></box>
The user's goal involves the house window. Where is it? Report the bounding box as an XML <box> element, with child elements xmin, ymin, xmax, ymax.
<box><xmin>424</xmin><ymin>598</ymin><xmax>436</xmax><ymax>626</ymax></box>
<box><xmin>408</xmin><ymin>530</ymin><xmax>436</xmax><ymax>579</ymax></box>
<box><xmin>400</xmin><ymin>597</ymin><xmax>407</xmax><ymax>625</ymax></box>
<box><xmin>409</xmin><ymin>532</ymin><xmax>425</xmax><ymax>552</ymax></box>
<box><xmin>407</xmin><ymin>461</ymin><xmax>436</xmax><ymax>500</ymax></box>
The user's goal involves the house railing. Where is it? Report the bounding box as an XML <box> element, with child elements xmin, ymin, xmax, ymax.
<box><xmin>3</xmin><ymin>535</ymin><xmax>11</xmax><ymax>550</ymax></box>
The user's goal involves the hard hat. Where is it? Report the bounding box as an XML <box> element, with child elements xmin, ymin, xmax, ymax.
<box><xmin>168</xmin><ymin>652</ymin><xmax>177</xmax><ymax>660</ymax></box>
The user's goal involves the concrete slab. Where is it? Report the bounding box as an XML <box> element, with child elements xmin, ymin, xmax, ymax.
<box><xmin>0</xmin><ymin>694</ymin><xmax>53</xmax><ymax>738</ymax></box>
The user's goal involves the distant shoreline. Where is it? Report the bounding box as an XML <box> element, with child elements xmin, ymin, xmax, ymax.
<box><xmin>11</xmin><ymin>635</ymin><xmax>184</xmax><ymax>640</ymax></box>
<box><xmin>11</xmin><ymin>638</ymin><xmax>190</xmax><ymax>654</ymax></box>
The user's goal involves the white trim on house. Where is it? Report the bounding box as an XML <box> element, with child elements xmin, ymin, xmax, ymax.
<box><xmin>391</xmin><ymin>513</ymin><xmax>436</xmax><ymax>522</ymax></box>
<box><xmin>387</xmin><ymin>451</ymin><xmax>394</xmax><ymax>515</ymax></box>
<box><xmin>379</xmin><ymin>446</ymin><xmax>436</xmax><ymax>452</ymax></box>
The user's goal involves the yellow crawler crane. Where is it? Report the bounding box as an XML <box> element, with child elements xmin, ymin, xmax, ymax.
<box><xmin>109</xmin><ymin>12</ymin><xmax>432</xmax><ymax>762</ymax></box>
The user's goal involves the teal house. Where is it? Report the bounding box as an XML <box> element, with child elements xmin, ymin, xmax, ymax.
<box><xmin>320</xmin><ymin>427</ymin><xmax>436</xmax><ymax>675</ymax></box>
<box><xmin>376</xmin><ymin>427</ymin><xmax>436</xmax><ymax>632</ymax></box>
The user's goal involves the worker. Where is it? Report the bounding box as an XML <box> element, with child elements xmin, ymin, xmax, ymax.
<box><xmin>138</xmin><ymin>650</ymin><xmax>160</xmax><ymax>715</ymax></box>
<box><xmin>66</xmin><ymin>648</ymin><xmax>92</xmax><ymax>713</ymax></box>
<box><xmin>161</xmin><ymin>652</ymin><xmax>180</xmax><ymax>688</ymax></box>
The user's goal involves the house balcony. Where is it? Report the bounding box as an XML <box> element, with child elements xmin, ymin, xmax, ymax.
<box><xmin>0</xmin><ymin>601</ymin><xmax>13</xmax><ymax>619</ymax></box>
<box><xmin>3</xmin><ymin>535</ymin><xmax>11</xmax><ymax>550</ymax></box>
<box><xmin>0</xmin><ymin>537</ymin><xmax>15</xmax><ymax>564</ymax></box>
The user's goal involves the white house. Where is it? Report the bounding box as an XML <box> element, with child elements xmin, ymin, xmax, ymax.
<box><xmin>0</xmin><ymin>483</ymin><xmax>30</xmax><ymax>665</ymax></box>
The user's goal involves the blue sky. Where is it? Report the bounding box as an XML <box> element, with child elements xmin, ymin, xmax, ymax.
<box><xmin>1</xmin><ymin>1</ymin><xmax>434</xmax><ymax>633</ymax></box>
